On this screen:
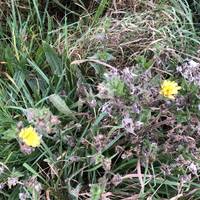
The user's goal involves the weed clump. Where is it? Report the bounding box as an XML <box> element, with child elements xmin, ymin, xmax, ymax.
<box><xmin>0</xmin><ymin>0</ymin><xmax>200</xmax><ymax>199</ymax></box>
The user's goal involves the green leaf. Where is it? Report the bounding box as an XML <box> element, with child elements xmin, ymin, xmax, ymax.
<box><xmin>1</xmin><ymin>127</ymin><xmax>17</xmax><ymax>141</ymax></box>
<box><xmin>93</xmin><ymin>0</ymin><xmax>110</xmax><ymax>25</ymax></box>
<box><xmin>23</xmin><ymin>163</ymin><xmax>46</xmax><ymax>183</ymax></box>
<box><xmin>90</xmin><ymin>184</ymin><xmax>104</xmax><ymax>200</ymax></box>
<box><xmin>49</xmin><ymin>94</ymin><xmax>75</xmax><ymax>117</ymax></box>
<box><xmin>89</xmin><ymin>51</ymin><xmax>115</xmax><ymax>75</ymax></box>
<box><xmin>43</xmin><ymin>42</ymin><xmax>63</xmax><ymax>76</ymax></box>
<box><xmin>27</xmin><ymin>58</ymin><xmax>49</xmax><ymax>84</ymax></box>
<box><xmin>176</xmin><ymin>111</ymin><xmax>189</xmax><ymax>123</ymax></box>
<box><xmin>13</xmin><ymin>71</ymin><xmax>25</xmax><ymax>90</ymax></box>
<box><xmin>140</xmin><ymin>108</ymin><xmax>151</xmax><ymax>123</ymax></box>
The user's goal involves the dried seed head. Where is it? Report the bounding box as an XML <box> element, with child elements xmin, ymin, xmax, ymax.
<box><xmin>175</xmin><ymin>96</ymin><xmax>186</xmax><ymax>108</ymax></box>
<box><xmin>7</xmin><ymin>177</ymin><xmax>19</xmax><ymax>189</ymax></box>
<box><xmin>132</xmin><ymin>103</ymin><xmax>141</xmax><ymax>114</ymax></box>
<box><xmin>161</xmin><ymin>164</ymin><xmax>172</xmax><ymax>176</ymax></box>
<box><xmin>37</xmin><ymin>119</ymin><xmax>46</xmax><ymax>128</ymax></box>
<box><xmin>188</xmin><ymin>162</ymin><xmax>198</xmax><ymax>175</ymax></box>
<box><xmin>97</xmin><ymin>83</ymin><xmax>110</xmax><ymax>99</ymax></box>
<box><xmin>75</xmin><ymin>123</ymin><xmax>82</xmax><ymax>130</ymax></box>
<box><xmin>101</xmin><ymin>102</ymin><xmax>113</xmax><ymax>116</ymax></box>
<box><xmin>111</xmin><ymin>174</ymin><xmax>122</xmax><ymax>186</ymax></box>
<box><xmin>121</xmin><ymin>67</ymin><xmax>135</xmax><ymax>88</ymax></box>
<box><xmin>89</xmin><ymin>99</ymin><xmax>97</xmax><ymax>108</ymax></box>
<box><xmin>0</xmin><ymin>183</ymin><xmax>5</xmax><ymax>190</ymax></box>
<box><xmin>50</xmin><ymin>115</ymin><xmax>61</xmax><ymax>125</ymax></box>
<box><xmin>102</xmin><ymin>158</ymin><xmax>112</xmax><ymax>171</ymax></box>
<box><xmin>24</xmin><ymin>177</ymin><xmax>42</xmax><ymax>193</ymax></box>
<box><xmin>177</xmin><ymin>59</ymin><xmax>200</xmax><ymax>86</ymax></box>
<box><xmin>25</xmin><ymin>108</ymin><xmax>35</xmax><ymax>122</ymax></box>
<box><xmin>104</xmin><ymin>68</ymin><xmax>119</xmax><ymax>80</ymax></box>
<box><xmin>180</xmin><ymin>174</ymin><xmax>191</xmax><ymax>184</ymax></box>
<box><xmin>19</xmin><ymin>192</ymin><xmax>28</xmax><ymax>200</ymax></box>
<box><xmin>94</xmin><ymin>33</ymin><xmax>106</xmax><ymax>41</ymax></box>
<box><xmin>20</xmin><ymin>143</ymin><xmax>35</xmax><ymax>155</ymax></box>
<box><xmin>94</xmin><ymin>134</ymin><xmax>107</xmax><ymax>151</ymax></box>
<box><xmin>67</xmin><ymin>136</ymin><xmax>76</xmax><ymax>147</ymax></box>
<box><xmin>81</xmin><ymin>138</ymin><xmax>90</xmax><ymax>146</ymax></box>
<box><xmin>69</xmin><ymin>156</ymin><xmax>81</xmax><ymax>162</ymax></box>
<box><xmin>135</xmin><ymin>121</ymin><xmax>143</xmax><ymax>130</ymax></box>
<box><xmin>24</xmin><ymin>108</ymin><xmax>59</xmax><ymax>135</ymax></box>
<box><xmin>122</xmin><ymin>117</ymin><xmax>135</xmax><ymax>134</ymax></box>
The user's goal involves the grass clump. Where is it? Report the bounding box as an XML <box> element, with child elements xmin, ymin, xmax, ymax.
<box><xmin>0</xmin><ymin>0</ymin><xmax>200</xmax><ymax>199</ymax></box>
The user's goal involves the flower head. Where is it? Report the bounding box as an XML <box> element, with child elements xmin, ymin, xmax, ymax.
<box><xmin>7</xmin><ymin>177</ymin><xmax>19</xmax><ymax>189</ymax></box>
<box><xmin>160</xmin><ymin>80</ymin><xmax>181</xmax><ymax>99</ymax></box>
<box><xmin>19</xmin><ymin>126</ymin><xmax>40</xmax><ymax>147</ymax></box>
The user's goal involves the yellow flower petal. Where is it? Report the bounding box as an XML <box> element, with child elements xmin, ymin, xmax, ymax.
<box><xmin>19</xmin><ymin>126</ymin><xmax>41</xmax><ymax>147</ymax></box>
<box><xmin>160</xmin><ymin>80</ymin><xmax>181</xmax><ymax>99</ymax></box>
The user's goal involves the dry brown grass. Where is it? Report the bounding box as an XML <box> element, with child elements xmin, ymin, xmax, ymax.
<box><xmin>67</xmin><ymin>1</ymin><xmax>179</xmax><ymax>72</ymax></box>
<box><xmin>0</xmin><ymin>1</ymin><xmax>9</xmax><ymax>21</ymax></box>
<box><xmin>110</xmin><ymin>0</ymin><xmax>159</xmax><ymax>11</ymax></box>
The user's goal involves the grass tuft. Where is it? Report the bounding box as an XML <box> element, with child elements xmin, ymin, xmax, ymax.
<box><xmin>0</xmin><ymin>0</ymin><xmax>200</xmax><ymax>199</ymax></box>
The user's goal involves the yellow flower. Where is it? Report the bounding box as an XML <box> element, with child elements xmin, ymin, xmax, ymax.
<box><xmin>160</xmin><ymin>80</ymin><xmax>181</xmax><ymax>99</ymax></box>
<box><xmin>19</xmin><ymin>126</ymin><xmax>41</xmax><ymax>147</ymax></box>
